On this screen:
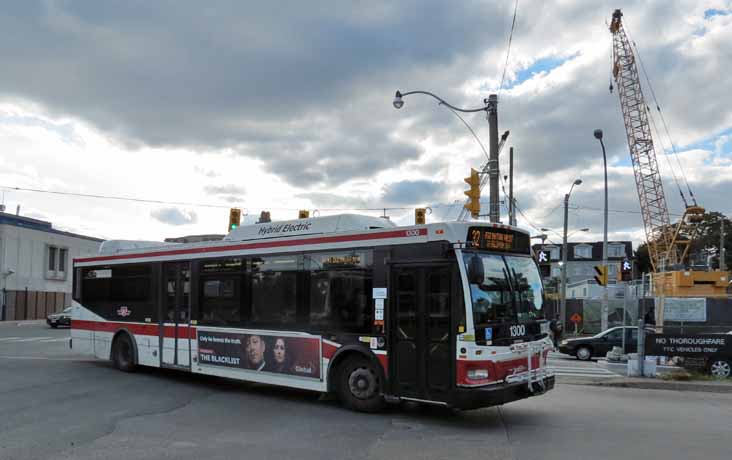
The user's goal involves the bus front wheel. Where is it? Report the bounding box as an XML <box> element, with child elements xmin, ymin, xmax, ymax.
<box><xmin>336</xmin><ymin>356</ymin><xmax>385</xmax><ymax>413</ymax></box>
<box><xmin>112</xmin><ymin>333</ymin><xmax>136</xmax><ymax>372</ymax></box>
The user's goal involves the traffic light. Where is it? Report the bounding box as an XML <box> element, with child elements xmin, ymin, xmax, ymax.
<box><xmin>463</xmin><ymin>168</ymin><xmax>481</xmax><ymax>218</ymax></box>
<box><xmin>620</xmin><ymin>259</ymin><xmax>632</xmax><ymax>281</ymax></box>
<box><xmin>298</xmin><ymin>210</ymin><xmax>310</xmax><ymax>219</ymax></box>
<box><xmin>228</xmin><ymin>208</ymin><xmax>241</xmax><ymax>231</ymax></box>
<box><xmin>415</xmin><ymin>208</ymin><xmax>426</xmax><ymax>225</ymax></box>
<box><xmin>594</xmin><ymin>265</ymin><xmax>608</xmax><ymax>286</ymax></box>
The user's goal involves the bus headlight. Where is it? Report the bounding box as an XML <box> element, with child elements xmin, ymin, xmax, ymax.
<box><xmin>467</xmin><ymin>369</ymin><xmax>489</xmax><ymax>380</ymax></box>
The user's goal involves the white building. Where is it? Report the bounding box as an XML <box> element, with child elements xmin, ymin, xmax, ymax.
<box><xmin>0</xmin><ymin>212</ymin><xmax>102</xmax><ymax>321</ymax></box>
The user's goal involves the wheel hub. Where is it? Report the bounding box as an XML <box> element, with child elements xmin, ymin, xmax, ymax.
<box><xmin>348</xmin><ymin>368</ymin><xmax>377</xmax><ymax>400</ymax></box>
<box><xmin>710</xmin><ymin>361</ymin><xmax>730</xmax><ymax>378</ymax></box>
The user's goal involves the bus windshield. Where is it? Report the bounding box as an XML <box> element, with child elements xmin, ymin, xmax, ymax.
<box><xmin>462</xmin><ymin>252</ymin><xmax>544</xmax><ymax>327</ymax></box>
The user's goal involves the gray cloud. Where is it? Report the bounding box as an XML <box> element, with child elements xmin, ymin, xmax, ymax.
<box><xmin>203</xmin><ymin>184</ymin><xmax>246</xmax><ymax>196</ymax></box>
<box><xmin>296</xmin><ymin>192</ymin><xmax>369</xmax><ymax>210</ymax></box>
<box><xmin>150</xmin><ymin>207</ymin><xmax>197</xmax><ymax>226</ymax></box>
<box><xmin>2</xmin><ymin>0</ymin><xmax>730</xmax><ymax>244</ymax></box>
<box><xmin>0</xmin><ymin>0</ymin><xmax>508</xmax><ymax>187</ymax></box>
<box><xmin>381</xmin><ymin>179</ymin><xmax>446</xmax><ymax>206</ymax></box>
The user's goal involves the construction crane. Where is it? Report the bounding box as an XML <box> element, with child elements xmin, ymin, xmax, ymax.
<box><xmin>609</xmin><ymin>9</ymin><xmax>728</xmax><ymax>297</ymax></box>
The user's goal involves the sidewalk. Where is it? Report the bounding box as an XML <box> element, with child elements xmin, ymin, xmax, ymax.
<box><xmin>558</xmin><ymin>375</ymin><xmax>732</xmax><ymax>394</ymax></box>
<box><xmin>0</xmin><ymin>319</ymin><xmax>46</xmax><ymax>327</ymax></box>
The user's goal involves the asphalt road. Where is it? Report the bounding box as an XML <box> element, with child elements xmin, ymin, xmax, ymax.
<box><xmin>1</xmin><ymin>322</ymin><xmax>731</xmax><ymax>460</ymax></box>
<box><xmin>547</xmin><ymin>351</ymin><xmax>618</xmax><ymax>378</ymax></box>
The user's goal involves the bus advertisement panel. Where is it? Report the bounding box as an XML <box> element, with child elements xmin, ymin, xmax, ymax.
<box><xmin>197</xmin><ymin>330</ymin><xmax>321</xmax><ymax>379</ymax></box>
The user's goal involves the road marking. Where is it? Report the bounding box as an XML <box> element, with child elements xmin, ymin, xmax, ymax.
<box><xmin>0</xmin><ymin>336</ymin><xmax>66</xmax><ymax>343</ymax></box>
<box><xmin>12</xmin><ymin>337</ymin><xmax>56</xmax><ymax>342</ymax></box>
<box><xmin>0</xmin><ymin>355</ymin><xmax>94</xmax><ymax>361</ymax></box>
<box><xmin>548</xmin><ymin>365</ymin><xmax>618</xmax><ymax>378</ymax></box>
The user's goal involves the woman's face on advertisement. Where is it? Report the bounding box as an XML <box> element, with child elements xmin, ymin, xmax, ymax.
<box><xmin>274</xmin><ymin>338</ymin><xmax>286</xmax><ymax>364</ymax></box>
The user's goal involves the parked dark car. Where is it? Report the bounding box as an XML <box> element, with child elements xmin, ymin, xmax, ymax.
<box><xmin>559</xmin><ymin>326</ymin><xmax>652</xmax><ymax>361</ymax></box>
<box><xmin>47</xmin><ymin>307</ymin><xmax>72</xmax><ymax>328</ymax></box>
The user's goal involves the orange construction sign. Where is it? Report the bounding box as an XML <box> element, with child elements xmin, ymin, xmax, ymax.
<box><xmin>570</xmin><ymin>313</ymin><xmax>582</xmax><ymax>324</ymax></box>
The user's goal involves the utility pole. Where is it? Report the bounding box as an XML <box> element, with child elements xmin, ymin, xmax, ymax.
<box><xmin>560</xmin><ymin>193</ymin><xmax>570</xmax><ymax>331</ymax></box>
<box><xmin>560</xmin><ymin>179</ymin><xmax>582</xmax><ymax>331</ymax></box>
<box><xmin>487</xmin><ymin>94</ymin><xmax>500</xmax><ymax>223</ymax></box>
<box><xmin>509</xmin><ymin>146</ymin><xmax>515</xmax><ymax>226</ymax></box>
<box><xmin>595</xmin><ymin>129</ymin><xmax>610</xmax><ymax>332</ymax></box>
<box><xmin>721</xmin><ymin>215</ymin><xmax>727</xmax><ymax>271</ymax></box>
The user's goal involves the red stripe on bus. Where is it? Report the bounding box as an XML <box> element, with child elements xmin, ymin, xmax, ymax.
<box><xmin>322</xmin><ymin>341</ymin><xmax>339</xmax><ymax>360</ymax></box>
<box><xmin>376</xmin><ymin>354</ymin><xmax>388</xmax><ymax>376</ymax></box>
<box><xmin>75</xmin><ymin>228</ymin><xmax>428</xmax><ymax>264</ymax></box>
<box><xmin>72</xmin><ymin>319</ymin><xmax>196</xmax><ymax>339</ymax></box>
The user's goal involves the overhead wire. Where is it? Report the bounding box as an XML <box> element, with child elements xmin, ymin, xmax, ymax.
<box><xmin>0</xmin><ymin>184</ymin><xmax>473</xmax><ymax>215</ymax></box>
<box><xmin>646</xmin><ymin>101</ymin><xmax>688</xmax><ymax>206</ymax></box>
<box><xmin>625</xmin><ymin>25</ymin><xmax>696</xmax><ymax>205</ymax></box>
<box><xmin>498</xmin><ymin>0</ymin><xmax>520</xmax><ymax>93</ymax></box>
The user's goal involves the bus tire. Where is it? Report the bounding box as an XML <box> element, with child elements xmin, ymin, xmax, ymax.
<box><xmin>336</xmin><ymin>356</ymin><xmax>385</xmax><ymax>413</ymax></box>
<box><xmin>112</xmin><ymin>333</ymin><xmax>136</xmax><ymax>372</ymax></box>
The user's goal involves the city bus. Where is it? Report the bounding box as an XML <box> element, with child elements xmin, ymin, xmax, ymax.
<box><xmin>71</xmin><ymin>214</ymin><xmax>554</xmax><ymax>412</ymax></box>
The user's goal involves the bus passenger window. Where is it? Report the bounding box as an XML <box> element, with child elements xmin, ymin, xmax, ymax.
<box><xmin>199</xmin><ymin>278</ymin><xmax>240</xmax><ymax>325</ymax></box>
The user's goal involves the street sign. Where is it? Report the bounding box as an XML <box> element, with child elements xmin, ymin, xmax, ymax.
<box><xmin>664</xmin><ymin>297</ymin><xmax>707</xmax><ymax>322</ymax></box>
<box><xmin>570</xmin><ymin>313</ymin><xmax>582</xmax><ymax>324</ymax></box>
<box><xmin>646</xmin><ymin>334</ymin><xmax>730</xmax><ymax>357</ymax></box>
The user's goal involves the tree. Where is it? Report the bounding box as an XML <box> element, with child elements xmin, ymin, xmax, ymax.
<box><xmin>687</xmin><ymin>211</ymin><xmax>731</xmax><ymax>269</ymax></box>
<box><xmin>635</xmin><ymin>243</ymin><xmax>652</xmax><ymax>274</ymax></box>
<box><xmin>635</xmin><ymin>211</ymin><xmax>731</xmax><ymax>273</ymax></box>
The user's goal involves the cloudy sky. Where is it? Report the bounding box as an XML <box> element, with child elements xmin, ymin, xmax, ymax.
<box><xmin>1</xmin><ymin>0</ymin><xmax>730</xmax><ymax>247</ymax></box>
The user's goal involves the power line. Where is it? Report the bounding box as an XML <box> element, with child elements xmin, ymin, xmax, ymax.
<box><xmin>625</xmin><ymin>26</ymin><xmax>696</xmax><ymax>205</ymax></box>
<box><xmin>498</xmin><ymin>0</ymin><xmax>520</xmax><ymax>93</ymax></box>
<box><xmin>1</xmin><ymin>185</ymin><xmax>236</xmax><ymax>209</ymax></box>
<box><xmin>569</xmin><ymin>204</ymin><xmax>685</xmax><ymax>217</ymax></box>
<box><xmin>0</xmin><ymin>184</ymin><xmax>459</xmax><ymax>214</ymax></box>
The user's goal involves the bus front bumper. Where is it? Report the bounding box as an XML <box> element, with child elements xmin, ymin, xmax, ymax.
<box><xmin>451</xmin><ymin>374</ymin><xmax>555</xmax><ymax>410</ymax></box>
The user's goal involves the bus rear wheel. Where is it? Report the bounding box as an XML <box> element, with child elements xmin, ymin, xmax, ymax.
<box><xmin>336</xmin><ymin>356</ymin><xmax>385</xmax><ymax>413</ymax></box>
<box><xmin>112</xmin><ymin>333</ymin><xmax>136</xmax><ymax>372</ymax></box>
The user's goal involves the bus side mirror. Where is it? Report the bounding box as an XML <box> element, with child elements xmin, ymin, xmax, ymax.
<box><xmin>467</xmin><ymin>254</ymin><xmax>484</xmax><ymax>285</ymax></box>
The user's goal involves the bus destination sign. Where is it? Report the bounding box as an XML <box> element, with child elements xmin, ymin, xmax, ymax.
<box><xmin>467</xmin><ymin>227</ymin><xmax>530</xmax><ymax>254</ymax></box>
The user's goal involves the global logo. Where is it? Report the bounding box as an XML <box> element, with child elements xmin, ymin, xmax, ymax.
<box><xmin>116</xmin><ymin>306</ymin><xmax>131</xmax><ymax>317</ymax></box>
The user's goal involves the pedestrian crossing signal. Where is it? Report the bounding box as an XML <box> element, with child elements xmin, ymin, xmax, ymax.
<box><xmin>594</xmin><ymin>265</ymin><xmax>608</xmax><ymax>286</ymax></box>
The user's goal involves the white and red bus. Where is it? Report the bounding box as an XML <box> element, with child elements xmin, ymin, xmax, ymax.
<box><xmin>71</xmin><ymin>214</ymin><xmax>553</xmax><ymax>411</ymax></box>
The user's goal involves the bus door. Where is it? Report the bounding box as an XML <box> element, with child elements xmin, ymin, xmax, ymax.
<box><xmin>390</xmin><ymin>264</ymin><xmax>453</xmax><ymax>403</ymax></box>
<box><xmin>161</xmin><ymin>262</ymin><xmax>191</xmax><ymax>368</ymax></box>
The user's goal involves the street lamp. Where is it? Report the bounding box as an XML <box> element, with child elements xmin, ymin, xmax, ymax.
<box><xmin>393</xmin><ymin>90</ymin><xmax>502</xmax><ymax>223</ymax></box>
<box><xmin>560</xmin><ymin>178</ymin><xmax>583</xmax><ymax>331</ymax></box>
<box><xmin>595</xmin><ymin>128</ymin><xmax>609</xmax><ymax>332</ymax></box>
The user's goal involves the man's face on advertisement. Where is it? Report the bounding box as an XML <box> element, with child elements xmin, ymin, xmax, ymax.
<box><xmin>247</xmin><ymin>335</ymin><xmax>265</xmax><ymax>366</ymax></box>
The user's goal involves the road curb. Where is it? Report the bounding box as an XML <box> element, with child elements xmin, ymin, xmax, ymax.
<box><xmin>560</xmin><ymin>377</ymin><xmax>732</xmax><ymax>394</ymax></box>
<box><xmin>0</xmin><ymin>320</ymin><xmax>46</xmax><ymax>327</ymax></box>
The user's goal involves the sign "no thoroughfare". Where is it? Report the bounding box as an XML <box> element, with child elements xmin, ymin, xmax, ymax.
<box><xmin>646</xmin><ymin>334</ymin><xmax>730</xmax><ymax>357</ymax></box>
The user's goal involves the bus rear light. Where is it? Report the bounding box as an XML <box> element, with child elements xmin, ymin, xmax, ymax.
<box><xmin>467</xmin><ymin>369</ymin><xmax>489</xmax><ymax>380</ymax></box>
